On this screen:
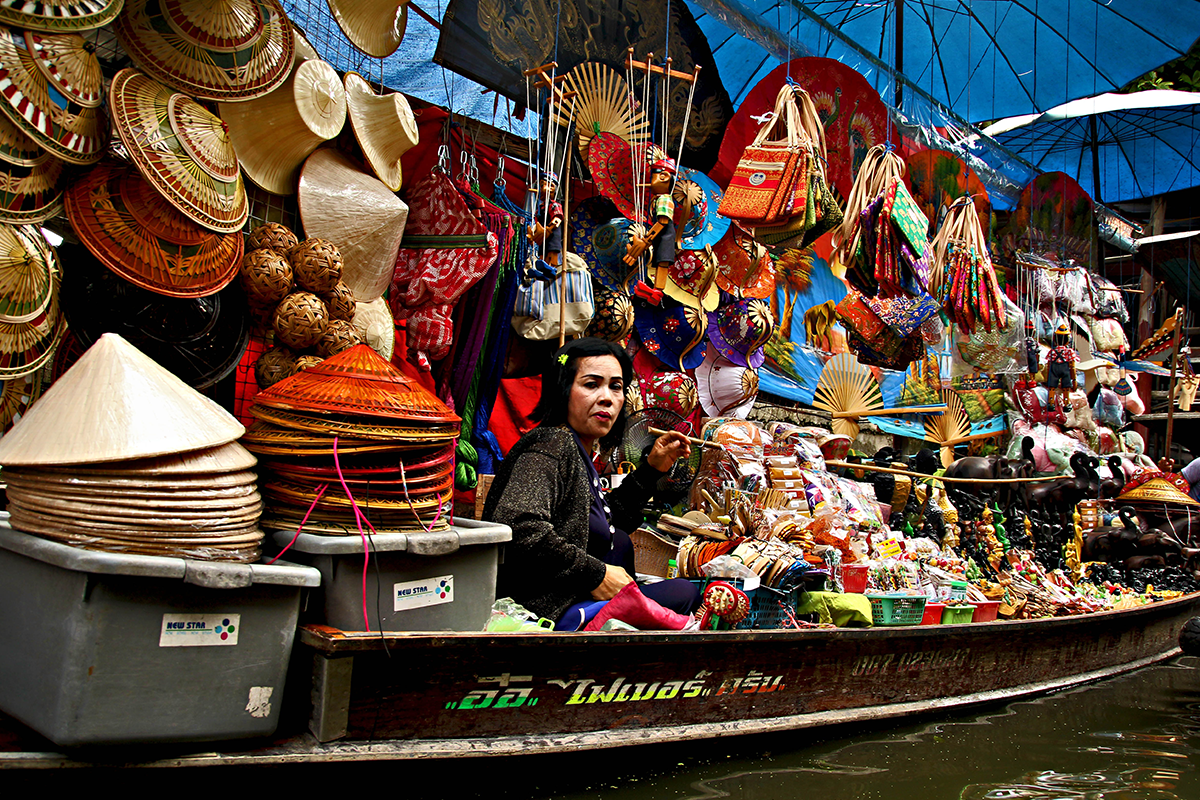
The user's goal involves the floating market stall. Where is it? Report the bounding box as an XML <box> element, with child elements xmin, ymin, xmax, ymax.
<box><xmin>0</xmin><ymin>0</ymin><xmax>1196</xmax><ymax>767</ymax></box>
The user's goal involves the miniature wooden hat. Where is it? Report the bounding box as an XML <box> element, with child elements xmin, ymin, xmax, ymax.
<box><xmin>65</xmin><ymin>161</ymin><xmax>244</xmax><ymax>297</ymax></box>
<box><xmin>0</xmin><ymin>0</ymin><xmax>122</xmax><ymax>32</ymax></box>
<box><xmin>115</xmin><ymin>0</ymin><xmax>294</xmax><ymax>102</ymax></box>
<box><xmin>327</xmin><ymin>0</ymin><xmax>408</xmax><ymax>58</ymax></box>
<box><xmin>298</xmin><ymin>148</ymin><xmax>408</xmax><ymax>302</ymax></box>
<box><xmin>0</xmin><ymin>332</ymin><xmax>246</xmax><ymax>466</ymax></box>
<box><xmin>0</xmin><ymin>28</ymin><xmax>106</xmax><ymax>164</ymax></box>
<box><xmin>343</xmin><ymin>71</ymin><xmax>418</xmax><ymax>191</ymax></box>
<box><xmin>110</xmin><ymin>69</ymin><xmax>249</xmax><ymax>234</ymax></box>
<box><xmin>252</xmin><ymin>343</ymin><xmax>459</xmax><ymax>424</ymax></box>
<box><xmin>220</xmin><ymin>58</ymin><xmax>347</xmax><ymax>196</ymax></box>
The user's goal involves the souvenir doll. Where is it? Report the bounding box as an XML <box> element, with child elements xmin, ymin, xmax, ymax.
<box><xmin>624</xmin><ymin>153</ymin><xmax>677</xmax><ymax>304</ymax></box>
<box><xmin>526</xmin><ymin>172</ymin><xmax>562</xmax><ymax>281</ymax></box>
<box><xmin>1044</xmin><ymin>322</ymin><xmax>1077</xmax><ymax>420</ymax></box>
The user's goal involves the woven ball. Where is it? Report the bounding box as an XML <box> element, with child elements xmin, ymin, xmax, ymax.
<box><xmin>587</xmin><ymin>286</ymin><xmax>634</xmax><ymax>342</ymax></box>
<box><xmin>246</xmin><ymin>223</ymin><xmax>299</xmax><ymax>253</ymax></box>
<box><xmin>323</xmin><ymin>280</ymin><xmax>356</xmax><ymax>322</ymax></box>
<box><xmin>254</xmin><ymin>346</ymin><xmax>298</xmax><ymax>389</ymax></box>
<box><xmin>315</xmin><ymin>319</ymin><xmax>363</xmax><ymax>358</ymax></box>
<box><xmin>290</xmin><ymin>238</ymin><xmax>343</xmax><ymax>294</ymax></box>
<box><xmin>295</xmin><ymin>354</ymin><xmax>324</xmax><ymax>371</ymax></box>
<box><xmin>273</xmin><ymin>291</ymin><xmax>329</xmax><ymax>350</ymax></box>
<box><xmin>240</xmin><ymin>248</ymin><xmax>294</xmax><ymax>308</ymax></box>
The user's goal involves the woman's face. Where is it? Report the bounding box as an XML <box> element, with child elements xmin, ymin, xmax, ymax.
<box><xmin>566</xmin><ymin>355</ymin><xmax>625</xmax><ymax>445</ymax></box>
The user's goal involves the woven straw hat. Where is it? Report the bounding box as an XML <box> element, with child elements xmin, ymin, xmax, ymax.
<box><xmin>0</xmin><ymin>0</ymin><xmax>122</xmax><ymax>32</ymax></box>
<box><xmin>252</xmin><ymin>343</ymin><xmax>459</xmax><ymax>424</ymax></box>
<box><xmin>343</xmin><ymin>71</ymin><xmax>418</xmax><ymax>191</ymax></box>
<box><xmin>110</xmin><ymin>68</ymin><xmax>248</xmax><ymax>234</ymax></box>
<box><xmin>0</xmin><ymin>224</ymin><xmax>56</xmax><ymax>324</ymax></box>
<box><xmin>327</xmin><ymin>0</ymin><xmax>408</xmax><ymax>58</ymax></box>
<box><xmin>115</xmin><ymin>0</ymin><xmax>293</xmax><ymax>102</ymax></box>
<box><xmin>0</xmin><ymin>29</ymin><xmax>106</xmax><ymax>164</ymax></box>
<box><xmin>220</xmin><ymin>58</ymin><xmax>347</xmax><ymax>196</ymax></box>
<box><xmin>351</xmin><ymin>297</ymin><xmax>394</xmax><ymax>359</ymax></box>
<box><xmin>298</xmin><ymin>148</ymin><xmax>408</xmax><ymax>302</ymax></box>
<box><xmin>1117</xmin><ymin>475</ymin><xmax>1200</xmax><ymax>507</ymax></box>
<box><xmin>695</xmin><ymin>348</ymin><xmax>759</xmax><ymax>418</ymax></box>
<box><xmin>65</xmin><ymin>161</ymin><xmax>243</xmax><ymax>297</ymax></box>
<box><xmin>0</xmin><ymin>150</ymin><xmax>66</xmax><ymax>224</ymax></box>
<box><xmin>0</xmin><ymin>332</ymin><xmax>245</xmax><ymax>466</ymax></box>
<box><xmin>12</xmin><ymin>442</ymin><xmax>258</xmax><ymax>476</ymax></box>
<box><xmin>0</xmin><ymin>253</ymin><xmax>63</xmax><ymax>379</ymax></box>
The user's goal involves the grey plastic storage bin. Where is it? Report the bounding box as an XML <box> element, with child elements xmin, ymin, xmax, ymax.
<box><xmin>0</xmin><ymin>519</ymin><xmax>320</xmax><ymax>747</ymax></box>
<box><xmin>270</xmin><ymin>518</ymin><xmax>511</xmax><ymax>632</ymax></box>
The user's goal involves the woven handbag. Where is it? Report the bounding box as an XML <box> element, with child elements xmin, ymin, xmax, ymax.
<box><xmin>719</xmin><ymin>85</ymin><xmax>805</xmax><ymax>224</ymax></box>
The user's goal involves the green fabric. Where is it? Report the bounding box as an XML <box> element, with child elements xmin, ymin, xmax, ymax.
<box><xmin>796</xmin><ymin>591</ymin><xmax>874</xmax><ymax>627</ymax></box>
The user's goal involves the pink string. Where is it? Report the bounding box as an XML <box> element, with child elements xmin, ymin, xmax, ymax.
<box><xmin>332</xmin><ymin>436</ymin><xmax>379</xmax><ymax>632</ymax></box>
<box><xmin>399</xmin><ymin>461</ymin><xmax>446</xmax><ymax>533</ymax></box>
<box><xmin>267</xmin><ymin>483</ymin><xmax>328</xmax><ymax>565</ymax></box>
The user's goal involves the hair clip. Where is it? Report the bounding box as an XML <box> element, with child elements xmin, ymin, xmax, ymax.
<box><xmin>557</xmin><ymin>353</ymin><xmax>568</xmax><ymax>365</ymax></box>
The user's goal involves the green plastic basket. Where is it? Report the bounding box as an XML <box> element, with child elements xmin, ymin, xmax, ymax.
<box><xmin>866</xmin><ymin>593</ymin><xmax>927</xmax><ymax>626</ymax></box>
<box><xmin>941</xmin><ymin>604</ymin><xmax>977</xmax><ymax>625</ymax></box>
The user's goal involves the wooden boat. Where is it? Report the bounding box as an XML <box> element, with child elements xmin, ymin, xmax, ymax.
<box><xmin>2</xmin><ymin>591</ymin><xmax>1199</xmax><ymax>768</ymax></box>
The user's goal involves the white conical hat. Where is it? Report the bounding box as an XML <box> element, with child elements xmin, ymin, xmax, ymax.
<box><xmin>298</xmin><ymin>148</ymin><xmax>408</xmax><ymax>302</ymax></box>
<box><xmin>0</xmin><ymin>332</ymin><xmax>245</xmax><ymax>466</ymax></box>
<box><xmin>327</xmin><ymin>0</ymin><xmax>408</xmax><ymax>58</ymax></box>
<box><xmin>352</xmin><ymin>297</ymin><xmax>395</xmax><ymax>360</ymax></box>
<box><xmin>344</xmin><ymin>71</ymin><xmax>418</xmax><ymax>191</ymax></box>
<box><xmin>695</xmin><ymin>348</ymin><xmax>759</xmax><ymax>419</ymax></box>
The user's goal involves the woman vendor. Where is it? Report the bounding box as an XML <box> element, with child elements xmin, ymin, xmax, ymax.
<box><xmin>483</xmin><ymin>337</ymin><xmax>702</xmax><ymax>630</ymax></box>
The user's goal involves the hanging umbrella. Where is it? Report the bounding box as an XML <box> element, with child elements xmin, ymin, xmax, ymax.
<box><xmin>685</xmin><ymin>0</ymin><xmax>1200</xmax><ymax>124</ymax></box>
<box><xmin>982</xmin><ymin>90</ymin><xmax>1200</xmax><ymax>203</ymax></box>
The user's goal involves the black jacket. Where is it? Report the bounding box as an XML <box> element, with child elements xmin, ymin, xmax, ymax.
<box><xmin>483</xmin><ymin>425</ymin><xmax>662</xmax><ymax>620</ymax></box>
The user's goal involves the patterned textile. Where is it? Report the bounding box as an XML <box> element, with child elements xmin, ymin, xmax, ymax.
<box><xmin>1046</xmin><ymin>345</ymin><xmax>1078</xmax><ymax>365</ymax></box>
<box><xmin>393</xmin><ymin>172</ymin><xmax>499</xmax><ymax>363</ymax></box>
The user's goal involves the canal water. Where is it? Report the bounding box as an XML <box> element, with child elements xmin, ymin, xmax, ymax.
<box><xmin>10</xmin><ymin>655</ymin><xmax>1200</xmax><ymax>794</ymax></box>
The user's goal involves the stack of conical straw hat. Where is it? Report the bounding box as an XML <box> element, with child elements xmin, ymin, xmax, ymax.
<box><xmin>0</xmin><ymin>333</ymin><xmax>266</xmax><ymax>562</ymax></box>
<box><xmin>244</xmin><ymin>343</ymin><xmax>459</xmax><ymax>535</ymax></box>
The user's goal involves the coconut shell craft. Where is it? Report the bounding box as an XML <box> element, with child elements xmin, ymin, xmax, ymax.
<box><xmin>0</xmin><ymin>28</ymin><xmax>106</xmax><ymax>164</ymax></box>
<box><xmin>273</xmin><ymin>291</ymin><xmax>329</xmax><ymax>350</ymax></box>
<box><xmin>115</xmin><ymin>0</ymin><xmax>294</xmax><ymax>102</ymax></box>
<box><xmin>65</xmin><ymin>161</ymin><xmax>244</xmax><ymax>297</ymax></box>
<box><xmin>109</xmin><ymin>68</ymin><xmax>249</xmax><ymax>234</ymax></box>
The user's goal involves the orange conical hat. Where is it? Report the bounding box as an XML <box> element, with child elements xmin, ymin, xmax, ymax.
<box><xmin>251</xmin><ymin>343</ymin><xmax>460</xmax><ymax>424</ymax></box>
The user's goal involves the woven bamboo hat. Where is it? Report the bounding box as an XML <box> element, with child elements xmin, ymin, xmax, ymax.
<box><xmin>18</xmin><ymin>441</ymin><xmax>258</xmax><ymax>476</ymax></box>
<box><xmin>695</xmin><ymin>348</ymin><xmax>759</xmax><ymax>418</ymax></box>
<box><xmin>1117</xmin><ymin>474</ymin><xmax>1200</xmax><ymax>507</ymax></box>
<box><xmin>327</xmin><ymin>0</ymin><xmax>408</xmax><ymax>58</ymax></box>
<box><xmin>252</xmin><ymin>343</ymin><xmax>459</xmax><ymax>424</ymax></box>
<box><xmin>220</xmin><ymin>58</ymin><xmax>347</xmax><ymax>196</ymax></box>
<box><xmin>0</xmin><ymin>224</ymin><xmax>56</xmax><ymax>324</ymax></box>
<box><xmin>0</xmin><ymin>115</ymin><xmax>67</xmax><ymax>223</ymax></box>
<box><xmin>110</xmin><ymin>69</ymin><xmax>249</xmax><ymax>233</ymax></box>
<box><xmin>298</xmin><ymin>148</ymin><xmax>408</xmax><ymax>302</ymax></box>
<box><xmin>343</xmin><ymin>71</ymin><xmax>418</xmax><ymax>191</ymax></box>
<box><xmin>0</xmin><ymin>0</ymin><xmax>122</xmax><ymax>32</ymax></box>
<box><xmin>65</xmin><ymin>161</ymin><xmax>243</xmax><ymax>297</ymax></box>
<box><xmin>352</xmin><ymin>297</ymin><xmax>394</xmax><ymax>359</ymax></box>
<box><xmin>115</xmin><ymin>0</ymin><xmax>293</xmax><ymax>102</ymax></box>
<box><xmin>0</xmin><ymin>332</ymin><xmax>245</xmax><ymax>466</ymax></box>
<box><xmin>0</xmin><ymin>28</ymin><xmax>106</xmax><ymax>164</ymax></box>
<box><xmin>0</xmin><ymin>254</ymin><xmax>63</xmax><ymax>379</ymax></box>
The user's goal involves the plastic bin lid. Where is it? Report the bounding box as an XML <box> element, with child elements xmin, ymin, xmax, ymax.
<box><xmin>0</xmin><ymin>520</ymin><xmax>320</xmax><ymax>588</ymax></box>
<box><xmin>269</xmin><ymin>516</ymin><xmax>512</xmax><ymax>555</ymax></box>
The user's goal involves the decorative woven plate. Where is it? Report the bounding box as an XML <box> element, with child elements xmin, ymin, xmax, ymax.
<box><xmin>0</xmin><ymin>259</ymin><xmax>63</xmax><ymax>379</ymax></box>
<box><xmin>109</xmin><ymin>68</ymin><xmax>248</xmax><ymax>233</ymax></box>
<box><xmin>265</xmin><ymin>462</ymin><xmax>451</xmax><ymax>490</ymax></box>
<box><xmin>115</xmin><ymin>0</ymin><xmax>293</xmax><ymax>102</ymax></box>
<box><xmin>252</xmin><ymin>343</ymin><xmax>460</xmax><ymax>424</ymax></box>
<box><xmin>250</xmin><ymin>405</ymin><xmax>459</xmax><ymax>442</ymax></box>
<box><xmin>0</xmin><ymin>0</ymin><xmax>123</xmax><ymax>32</ymax></box>
<box><xmin>65</xmin><ymin>162</ymin><xmax>243</xmax><ymax>297</ymax></box>
<box><xmin>0</xmin><ymin>28</ymin><xmax>106</xmax><ymax>164</ymax></box>
<box><xmin>0</xmin><ymin>223</ymin><xmax>55</xmax><ymax>323</ymax></box>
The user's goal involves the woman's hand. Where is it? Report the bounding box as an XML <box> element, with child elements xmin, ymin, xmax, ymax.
<box><xmin>591</xmin><ymin>564</ymin><xmax>633</xmax><ymax>600</ymax></box>
<box><xmin>646</xmin><ymin>431</ymin><xmax>691</xmax><ymax>473</ymax></box>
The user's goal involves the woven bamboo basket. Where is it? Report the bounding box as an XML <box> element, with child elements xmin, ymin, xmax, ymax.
<box><xmin>246</xmin><ymin>223</ymin><xmax>300</xmax><ymax>254</ymax></box>
<box><xmin>241</xmin><ymin>249</ymin><xmax>294</xmax><ymax>308</ymax></box>
<box><xmin>290</xmin><ymin>238</ymin><xmax>343</xmax><ymax>294</ymax></box>
<box><xmin>273</xmin><ymin>291</ymin><xmax>329</xmax><ymax>350</ymax></box>
<box><xmin>631</xmin><ymin>528</ymin><xmax>680</xmax><ymax>578</ymax></box>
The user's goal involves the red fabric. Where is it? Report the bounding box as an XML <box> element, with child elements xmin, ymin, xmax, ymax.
<box><xmin>490</xmin><ymin>375</ymin><xmax>542</xmax><ymax>455</ymax></box>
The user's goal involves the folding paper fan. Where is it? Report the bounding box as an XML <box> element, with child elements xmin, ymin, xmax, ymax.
<box><xmin>0</xmin><ymin>28</ymin><xmax>106</xmax><ymax>164</ymax></box>
<box><xmin>0</xmin><ymin>0</ymin><xmax>123</xmax><ymax>32</ymax></box>
<box><xmin>110</xmin><ymin>69</ymin><xmax>249</xmax><ymax>234</ymax></box>
<box><xmin>558</xmin><ymin>62</ymin><xmax>649</xmax><ymax>159</ymax></box>
<box><xmin>115</xmin><ymin>0</ymin><xmax>294</xmax><ymax>102</ymax></box>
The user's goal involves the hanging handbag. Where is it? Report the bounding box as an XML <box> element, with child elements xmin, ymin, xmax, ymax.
<box><xmin>719</xmin><ymin>85</ymin><xmax>806</xmax><ymax>224</ymax></box>
<box><xmin>512</xmin><ymin>252</ymin><xmax>595</xmax><ymax>341</ymax></box>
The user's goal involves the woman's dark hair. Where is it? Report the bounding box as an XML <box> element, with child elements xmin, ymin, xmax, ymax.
<box><xmin>533</xmin><ymin>337</ymin><xmax>633</xmax><ymax>449</ymax></box>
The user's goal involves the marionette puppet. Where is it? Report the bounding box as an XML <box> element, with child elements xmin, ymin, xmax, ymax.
<box><xmin>623</xmin><ymin>153</ymin><xmax>678</xmax><ymax>305</ymax></box>
<box><xmin>1044</xmin><ymin>322</ymin><xmax>1078</xmax><ymax>420</ymax></box>
<box><xmin>525</xmin><ymin>171</ymin><xmax>563</xmax><ymax>283</ymax></box>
